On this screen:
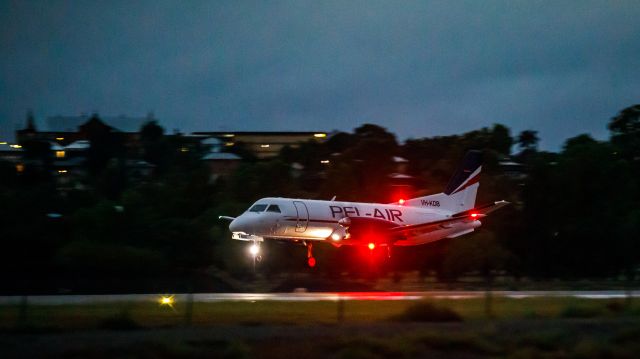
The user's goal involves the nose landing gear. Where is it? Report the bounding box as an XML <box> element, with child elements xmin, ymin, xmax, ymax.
<box><xmin>249</xmin><ymin>241</ymin><xmax>262</xmax><ymax>271</ymax></box>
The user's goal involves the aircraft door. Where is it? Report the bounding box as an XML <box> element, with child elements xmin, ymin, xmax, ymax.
<box><xmin>293</xmin><ymin>201</ymin><xmax>309</xmax><ymax>233</ymax></box>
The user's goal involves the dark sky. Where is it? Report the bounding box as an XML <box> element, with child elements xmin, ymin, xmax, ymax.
<box><xmin>1</xmin><ymin>1</ymin><xmax>638</xmax><ymax>150</ymax></box>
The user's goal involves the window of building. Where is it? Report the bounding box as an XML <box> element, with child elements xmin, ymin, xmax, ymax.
<box><xmin>56</xmin><ymin>150</ymin><xmax>66</xmax><ymax>158</ymax></box>
<box><xmin>248</xmin><ymin>204</ymin><xmax>267</xmax><ymax>212</ymax></box>
<box><xmin>266</xmin><ymin>205</ymin><xmax>281</xmax><ymax>213</ymax></box>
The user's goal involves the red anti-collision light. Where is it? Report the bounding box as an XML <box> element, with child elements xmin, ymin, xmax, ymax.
<box><xmin>470</xmin><ymin>212</ymin><xmax>479</xmax><ymax>219</ymax></box>
<box><xmin>398</xmin><ymin>199</ymin><xmax>405</xmax><ymax>205</ymax></box>
<box><xmin>308</xmin><ymin>257</ymin><xmax>316</xmax><ymax>267</ymax></box>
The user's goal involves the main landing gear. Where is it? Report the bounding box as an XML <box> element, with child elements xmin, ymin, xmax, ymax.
<box><xmin>306</xmin><ymin>242</ymin><xmax>316</xmax><ymax>268</ymax></box>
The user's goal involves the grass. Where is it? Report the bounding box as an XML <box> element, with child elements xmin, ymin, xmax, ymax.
<box><xmin>392</xmin><ymin>301</ymin><xmax>462</xmax><ymax>322</ymax></box>
<box><xmin>1</xmin><ymin>297</ymin><xmax>639</xmax><ymax>330</ymax></box>
<box><xmin>326</xmin><ymin>326</ymin><xmax>640</xmax><ymax>359</ymax></box>
<box><xmin>2</xmin><ymin>297</ymin><xmax>640</xmax><ymax>358</ymax></box>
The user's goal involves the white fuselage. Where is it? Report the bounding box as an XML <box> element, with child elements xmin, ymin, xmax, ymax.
<box><xmin>229</xmin><ymin>197</ymin><xmax>481</xmax><ymax>246</ymax></box>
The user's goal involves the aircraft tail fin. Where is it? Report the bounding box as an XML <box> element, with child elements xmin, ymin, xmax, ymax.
<box><xmin>403</xmin><ymin>150</ymin><xmax>482</xmax><ymax>212</ymax></box>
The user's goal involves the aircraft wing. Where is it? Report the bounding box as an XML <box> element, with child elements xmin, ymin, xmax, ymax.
<box><xmin>388</xmin><ymin>200</ymin><xmax>509</xmax><ymax>235</ymax></box>
<box><xmin>346</xmin><ymin>216</ymin><xmax>399</xmax><ymax>239</ymax></box>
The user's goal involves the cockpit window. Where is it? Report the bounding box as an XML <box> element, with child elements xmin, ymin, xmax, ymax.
<box><xmin>266</xmin><ymin>205</ymin><xmax>281</xmax><ymax>213</ymax></box>
<box><xmin>248</xmin><ymin>204</ymin><xmax>268</xmax><ymax>212</ymax></box>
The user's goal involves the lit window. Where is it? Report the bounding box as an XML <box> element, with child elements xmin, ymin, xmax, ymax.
<box><xmin>223</xmin><ymin>134</ymin><xmax>235</xmax><ymax>138</ymax></box>
<box><xmin>57</xmin><ymin>169</ymin><xmax>68</xmax><ymax>174</ymax></box>
<box><xmin>225</xmin><ymin>142</ymin><xmax>234</xmax><ymax>146</ymax></box>
<box><xmin>56</xmin><ymin>151</ymin><xmax>66</xmax><ymax>158</ymax></box>
<box><xmin>314</xmin><ymin>133</ymin><xmax>327</xmax><ymax>138</ymax></box>
<box><xmin>10</xmin><ymin>144</ymin><xmax>22</xmax><ymax>149</ymax></box>
<box><xmin>16</xmin><ymin>164</ymin><xmax>24</xmax><ymax>173</ymax></box>
<box><xmin>0</xmin><ymin>141</ymin><xmax>7</xmax><ymax>145</ymax></box>
<box><xmin>56</xmin><ymin>137</ymin><xmax>64</xmax><ymax>141</ymax></box>
<box><xmin>320</xmin><ymin>160</ymin><xmax>330</xmax><ymax>164</ymax></box>
<box><xmin>180</xmin><ymin>147</ymin><xmax>189</xmax><ymax>152</ymax></box>
<box><xmin>260</xmin><ymin>144</ymin><xmax>270</xmax><ymax>148</ymax></box>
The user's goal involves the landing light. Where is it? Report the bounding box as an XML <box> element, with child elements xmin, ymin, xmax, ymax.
<box><xmin>368</xmin><ymin>243</ymin><xmax>375</xmax><ymax>250</ymax></box>
<box><xmin>249</xmin><ymin>244</ymin><xmax>260</xmax><ymax>256</ymax></box>
<box><xmin>398</xmin><ymin>199</ymin><xmax>405</xmax><ymax>205</ymax></box>
<box><xmin>331</xmin><ymin>232</ymin><xmax>341</xmax><ymax>241</ymax></box>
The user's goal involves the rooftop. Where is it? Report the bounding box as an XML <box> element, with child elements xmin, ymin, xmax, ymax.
<box><xmin>45</xmin><ymin>115</ymin><xmax>152</xmax><ymax>133</ymax></box>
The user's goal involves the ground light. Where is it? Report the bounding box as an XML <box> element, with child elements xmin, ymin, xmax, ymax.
<box><xmin>158</xmin><ymin>295</ymin><xmax>175</xmax><ymax>308</ymax></box>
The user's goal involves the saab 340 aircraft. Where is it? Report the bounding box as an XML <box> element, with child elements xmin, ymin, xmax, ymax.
<box><xmin>220</xmin><ymin>150</ymin><xmax>508</xmax><ymax>267</ymax></box>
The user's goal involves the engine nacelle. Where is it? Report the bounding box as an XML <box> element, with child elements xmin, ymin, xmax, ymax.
<box><xmin>338</xmin><ymin>217</ymin><xmax>351</xmax><ymax>227</ymax></box>
<box><xmin>330</xmin><ymin>226</ymin><xmax>348</xmax><ymax>241</ymax></box>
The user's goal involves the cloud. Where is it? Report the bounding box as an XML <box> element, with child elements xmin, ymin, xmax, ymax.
<box><xmin>1</xmin><ymin>0</ymin><xmax>639</xmax><ymax>149</ymax></box>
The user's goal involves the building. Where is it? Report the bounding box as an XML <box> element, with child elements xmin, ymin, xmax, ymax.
<box><xmin>17</xmin><ymin>113</ymin><xmax>153</xmax><ymax>156</ymax></box>
<box><xmin>200</xmin><ymin>137</ymin><xmax>241</xmax><ymax>181</ymax></box>
<box><xmin>12</xmin><ymin>113</ymin><xmax>331</xmax><ymax>182</ymax></box>
<box><xmin>192</xmin><ymin>131</ymin><xmax>329</xmax><ymax>159</ymax></box>
<box><xmin>0</xmin><ymin>142</ymin><xmax>25</xmax><ymax>174</ymax></box>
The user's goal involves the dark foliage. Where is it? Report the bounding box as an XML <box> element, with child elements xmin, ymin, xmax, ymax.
<box><xmin>1</xmin><ymin>105</ymin><xmax>640</xmax><ymax>293</ymax></box>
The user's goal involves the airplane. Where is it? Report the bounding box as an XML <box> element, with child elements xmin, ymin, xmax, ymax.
<box><xmin>219</xmin><ymin>150</ymin><xmax>509</xmax><ymax>267</ymax></box>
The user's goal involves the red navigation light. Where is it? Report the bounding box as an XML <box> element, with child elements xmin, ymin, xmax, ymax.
<box><xmin>470</xmin><ymin>212</ymin><xmax>479</xmax><ymax>219</ymax></box>
<box><xmin>368</xmin><ymin>243</ymin><xmax>375</xmax><ymax>250</ymax></box>
<box><xmin>308</xmin><ymin>257</ymin><xmax>316</xmax><ymax>267</ymax></box>
<box><xmin>398</xmin><ymin>198</ymin><xmax>405</xmax><ymax>205</ymax></box>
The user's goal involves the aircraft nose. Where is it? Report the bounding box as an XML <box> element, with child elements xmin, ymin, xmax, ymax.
<box><xmin>229</xmin><ymin>215</ymin><xmax>253</xmax><ymax>233</ymax></box>
<box><xmin>229</xmin><ymin>217</ymin><xmax>241</xmax><ymax>232</ymax></box>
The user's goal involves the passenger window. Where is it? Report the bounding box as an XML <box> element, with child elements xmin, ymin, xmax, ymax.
<box><xmin>266</xmin><ymin>205</ymin><xmax>281</xmax><ymax>213</ymax></box>
<box><xmin>248</xmin><ymin>204</ymin><xmax>267</xmax><ymax>212</ymax></box>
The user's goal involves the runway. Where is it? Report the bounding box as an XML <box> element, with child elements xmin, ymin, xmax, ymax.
<box><xmin>1</xmin><ymin>290</ymin><xmax>639</xmax><ymax>305</ymax></box>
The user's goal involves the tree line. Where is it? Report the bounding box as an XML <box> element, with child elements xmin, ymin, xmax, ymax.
<box><xmin>0</xmin><ymin>105</ymin><xmax>639</xmax><ymax>293</ymax></box>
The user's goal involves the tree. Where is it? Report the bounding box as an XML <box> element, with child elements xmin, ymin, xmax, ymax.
<box><xmin>140</xmin><ymin>121</ymin><xmax>169</xmax><ymax>169</ymax></box>
<box><xmin>517</xmin><ymin>130</ymin><xmax>539</xmax><ymax>151</ymax></box>
<box><xmin>609</xmin><ymin>104</ymin><xmax>640</xmax><ymax>160</ymax></box>
<box><xmin>80</xmin><ymin>114</ymin><xmax>123</xmax><ymax>175</ymax></box>
<box><xmin>488</xmin><ymin>124</ymin><xmax>513</xmax><ymax>155</ymax></box>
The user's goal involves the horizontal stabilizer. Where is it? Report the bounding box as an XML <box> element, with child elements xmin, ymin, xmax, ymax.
<box><xmin>388</xmin><ymin>200</ymin><xmax>509</xmax><ymax>235</ymax></box>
